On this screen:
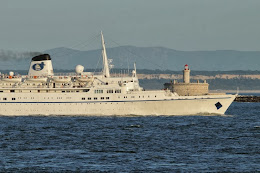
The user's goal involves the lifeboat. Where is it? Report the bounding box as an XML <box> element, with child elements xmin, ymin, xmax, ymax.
<box><xmin>25</xmin><ymin>76</ymin><xmax>48</xmax><ymax>83</ymax></box>
<box><xmin>1</xmin><ymin>76</ymin><xmax>22</xmax><ymax>83</ymax></box>
<box><xmin>52</xmin><ymin>76</ymin><xmax>71</xmax><ymax>83</ymax></box>
<box><xmin>76</xmin><ymin>75</ymin><xmax>94</xmax><ymax>82</ymax></box>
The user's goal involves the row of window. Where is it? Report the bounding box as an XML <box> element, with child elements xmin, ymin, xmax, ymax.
<box><xmin>95</xmin><ymin>89</ymin><xmax>121</xmax><ymax>94</ymax></box>
<box><xmin>94</xmin><ymin>90</ymin><xmax>103</xmax><ymax>94</ymax></box>
<box><xmin>0</xmin><ymin>97</ymin><xmax>35</xmax><ymax>100</ymax></box>
<box><xmin>82</xmin><ymin>97</ymin><xmax>110</xmax><ymax>100</ymax></box>
<box><xmin>1</xmin><ymin>89</ymin><xmax>120</xmax><ymax>94</ymax></box>
<box><xmin>119</xmin><ymin>95</ymin><xmax>156</xmax><ymax>99</ymax></box>
<box><xmin>0</xmin><ymin>94</ymin><xmax>157</xmax><ymax>101</ymax></box>
<box><xmin>82</xmin><ymin>95</ymin><xmax>157</xmax><ymax>100</ymax></box>
<box><xmin>106</xmin><ymin>89</ymin><xmax>122</xmax><ymax>93</ymax></box>
<box><xmin>1</xmin><ymin>89</ymin><xmax>91</xmax><ymax>93</ymax></box>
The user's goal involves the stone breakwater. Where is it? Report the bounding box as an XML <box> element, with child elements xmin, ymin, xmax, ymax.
<box><xmin>235</xmin><ymin>96</ymin><xmax>260</xmax><ymax>102</ymax></box>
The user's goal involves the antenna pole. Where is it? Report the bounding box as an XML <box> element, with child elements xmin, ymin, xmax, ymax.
<box><xmin>101</xmin><ymin>31</ymin><xmax>110</xmax><ymax>77</ymax></box>
<box><xmin>133</xmin><ymin>62</ymin><xmax>137</xmax><ymax>77</ymax></box>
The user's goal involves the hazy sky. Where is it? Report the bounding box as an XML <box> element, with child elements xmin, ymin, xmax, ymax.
<box><xmin>0</xmin><ymin>0</ymin><xmax>260</xmax><ymax>52</ymax></box>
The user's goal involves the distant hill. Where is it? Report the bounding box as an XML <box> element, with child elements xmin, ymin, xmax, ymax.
<box><xmin>0</xmin><ymin>46</ymin><xmax>260</xmax><ymax>71</ymax></box>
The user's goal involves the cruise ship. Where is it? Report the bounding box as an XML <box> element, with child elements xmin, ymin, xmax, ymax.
<box><xmin>0</xmin><ymin>33</ymin><xmax>236</xmax><ymax>116</ymax></box>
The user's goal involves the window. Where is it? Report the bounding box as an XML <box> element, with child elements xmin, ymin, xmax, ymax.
<box><xmin>106</xmin><ymin>97</ymin><xmax>109</xmax><ymax>100</ymax></box>
<box><xmin>0</xmin><ymin>91</ymin><xmax>3</xmax><ymax>92</ymax></box>
<box><xmin>3</xmin><ymin>98</ymin><xmax>7</xmax><ymax>100</ymax></box>
<box><xmin>94</xmin><ymin>97</ymin><xmax>97</xmax><ymax>100</ymax></box>
<box><xmin>115</xmin><ymin>89</ymin><xmax>121</xmax><ymax>93</ymax></box>
<box><xmin>88</xmin><ymin>97</ymin><xmax>91</xmax><ymax>100</ymax></box>
<box><xmin>62</xmin><ymin>91</ymin><xmax>65</xmax><ymax>93</ymax></box>
<box><xmin>94</xmin><ymin>90</ymin><xmax>103</xmax><ymax>94</ymax></box>
<box><xmin>107</xmin><ymin>89</ymin><xmax>113</xmax><ymax>93</ymax></box>
<box><xmin>82</xmin><ymin>97</ymin><xmax>85</xmax><ymax>100</ymax></box>
<box><xmin>101</xmin><ymin>97</ymin><xmax>104</xmax><ymax>100</ymax></box>
<box><xmin>38</xmin><ymin>90</ymin><xmax>40</xmax><ymax>93</ymax></box>
<box><xmin>12</xmin><ymin>98</ymin><xmax>16</xmax><ymax>100</ymax></box>
<box><xmin>10</xmin><ymin>90</ymin><xmax>15</xmax><ymax>93</ymax></box>
<box><xmin>83</xmin><ymin>89</ymin><xmax>90</xmax><ymax>92</ymax></box>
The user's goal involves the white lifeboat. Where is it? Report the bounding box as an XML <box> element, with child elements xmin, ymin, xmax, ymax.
<box><xmin>1</xmin><ymin>76</ymin><xmax>22</xmax><ymax>83</ymax></box>
<box><xmin>76</xmin><ymin>75</ymin><xmax>94</xmax><ymax>82</ymax></box>
<box><xmin>25</xmin><ymin>76</ymin><xmax>48</xmax><ymax>83</ymax></box>
<box><xmin>52</xmin><ymin>76</ymin><xmax>71</xmax><ymax>83</ymax></box>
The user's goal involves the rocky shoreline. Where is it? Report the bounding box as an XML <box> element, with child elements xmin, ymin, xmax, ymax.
<box><xmin>235</xmin><ymin>96</ymin><xmax>260</xmax><ymax>102</ymax></box>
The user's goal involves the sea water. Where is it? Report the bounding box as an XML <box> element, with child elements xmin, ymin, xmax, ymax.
<box><xmin>0</xmin><ymin>102</ymin><xmax>259</xmax><ymax>172</ymax></box>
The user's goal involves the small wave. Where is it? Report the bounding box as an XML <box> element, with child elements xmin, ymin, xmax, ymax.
<box><xmin>128</xmin><ymin>125</ymin><xmax>141</xmax><ymax>128</ymax></box>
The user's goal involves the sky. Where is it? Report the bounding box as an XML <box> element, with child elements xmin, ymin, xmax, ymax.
<box><xmin>0</xmin><ymin>0</ymin><xmax>260</xmax><ymax>52</ymax></box>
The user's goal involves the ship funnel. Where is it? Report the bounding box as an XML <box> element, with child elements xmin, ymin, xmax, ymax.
<box><xmin>28</xmin><ymin>54</ymin><xmax>54</xmax><ymax>77</ymax></box>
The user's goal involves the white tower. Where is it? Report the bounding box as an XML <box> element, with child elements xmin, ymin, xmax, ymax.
<box><xmin>183</xmin><ymin>64</ymin><xmax>190</xmax><ymax>84</ymax></box>
<box><xmin>28</xmin><ymin>54</ymin><xmax>54</xmax><ymax>77</ymax></box>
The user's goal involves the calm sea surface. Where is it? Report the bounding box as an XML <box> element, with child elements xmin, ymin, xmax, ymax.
<box><xmin>0</xmin><ymin>102</ymin><xmax>259</xmax><ymax>172</ymax></box>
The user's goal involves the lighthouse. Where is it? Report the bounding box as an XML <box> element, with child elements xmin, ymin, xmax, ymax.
<box><xmin>183</xmin><ymin>64</ymin><xmax>190</xmax><ymax>84</ymax></box>
<box><xmin>164</xmin><ymin>64</ymin><xmax>209</xmax><ymax>96</ymax></box>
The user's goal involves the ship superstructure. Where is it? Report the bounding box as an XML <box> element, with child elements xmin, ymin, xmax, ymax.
<box><xmin>0</xmin><ymin>33</ymin><xmax>236</xmax><ymax>116</ymax></box>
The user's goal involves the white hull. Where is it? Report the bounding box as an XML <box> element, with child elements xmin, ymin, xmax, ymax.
<box><xmin>0</xmin><ymin>92</ymin><xmax>235</xmax><ymax>116</ymax></box>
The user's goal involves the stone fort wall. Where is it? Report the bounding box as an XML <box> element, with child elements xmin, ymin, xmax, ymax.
<box><xmin>164</xmin><ymin>83</ymin><xmax>209</xmax><ymax>96</ymax></box>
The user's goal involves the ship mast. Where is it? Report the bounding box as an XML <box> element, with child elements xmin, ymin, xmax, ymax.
<box><xmin>101</xmin><ymin>31</ymin><xmax>110</xmax><ymax>78</ymax></box>
<box><xmin>132</xmin><ymin>62</ymin><xmax>137</xmax><ymax>78</ymax></box>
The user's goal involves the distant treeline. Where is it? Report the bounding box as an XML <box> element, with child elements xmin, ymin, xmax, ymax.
<box><xmin>1</xmin><ymin>69</ymin><xmax>259</xmax><ymax>90</ymax></box>
<box><xmin>105</xmin><ymin>69</ymin><xmax>260</xmax><ymax>76</ymax></box>
<box><xmin>139</xmin><ymin>78</ymin><xmax>260</xmax><ymax>90</ymax></box>
<box><xmin>1</xmin><ymin>69</ymin><xmax>260</xmax><ymax>76</ymax></box>
<box><xmin>134</xmin><ymin>69</ymin><xmax>260</xmax><ymax>76</ymax></box>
